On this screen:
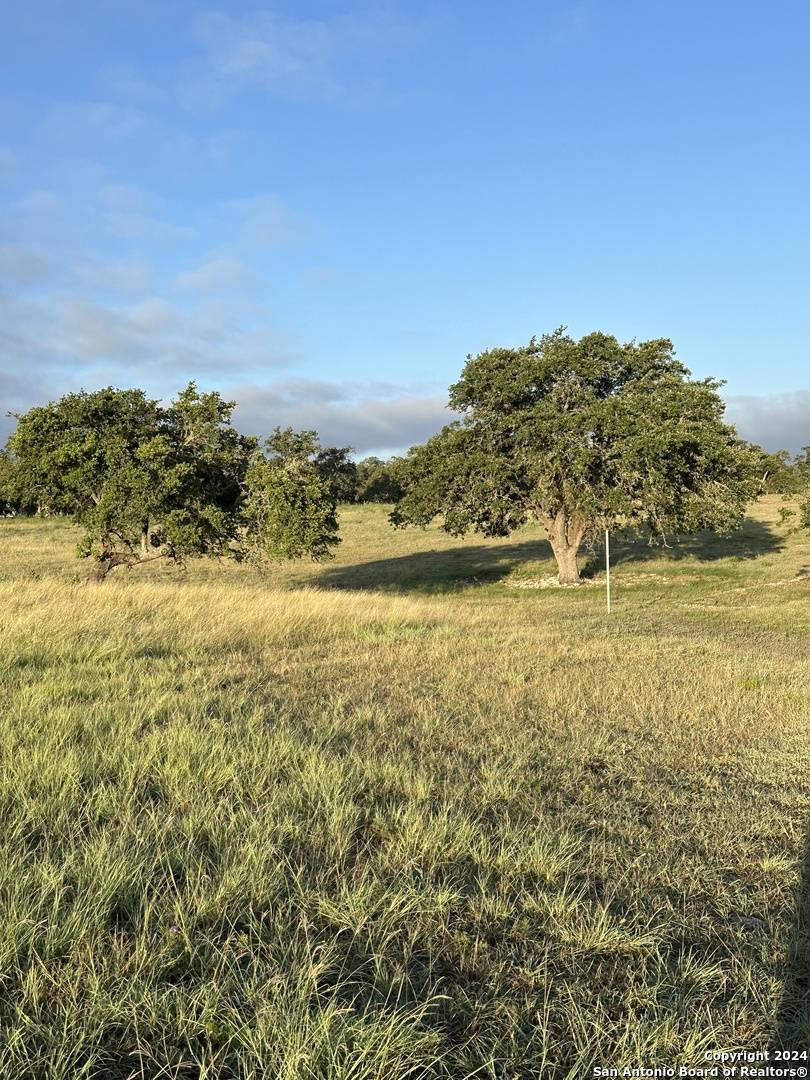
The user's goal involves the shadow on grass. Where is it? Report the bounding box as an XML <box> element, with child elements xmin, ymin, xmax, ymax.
<box><xmin>315</xmin><ymin>538</ymin><xmax>554</xmax><ymax>593</ymax></box>
<box><xmin>774</xmin><ymin>823</ymin><xmax>810</xmax><ymax>1051</ymax></box>
<box><xmin>579</xmin><ymin>517</ymin><xmax>784</xmax><ymax>576</ymax></box>
<box><xmin>314</xmin><ymin>518</ymin><xmax>784</xmax><ymax>594</ymax></box>
<box><xmin>608</xmin><ymin>517</ymin><xmax>783</xmax><ymax>565</ymax></box>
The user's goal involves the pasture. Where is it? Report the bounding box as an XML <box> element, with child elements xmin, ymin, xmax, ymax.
<box><xmin>1</xmin><ymin>497</ymin><xmax>809</xmax><ymax>1078</ymax></box>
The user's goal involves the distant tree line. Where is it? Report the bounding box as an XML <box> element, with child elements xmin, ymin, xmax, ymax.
<box><xmin>313</xmin><ymin>450</ymin><xmax>405</xmax><ymax>506</ymax></box>
<box><xmin>2</xmin><ymin>329</ymin><xmax>807</xmax><ymax>584</ymax></box>
<box><xmin>752</xmin><ymin>445</ymin><xmax>810</xmax><ymax>530</ymax></box>
<box><xmin>754</xmin><ymin>446</ymin><xmax>810</xmax><ymax>495</ymax></box>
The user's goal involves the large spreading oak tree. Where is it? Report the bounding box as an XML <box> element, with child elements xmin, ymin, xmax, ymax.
<box><xmin>392</xmin><ymin>329</ymin><xmax>761</xmax><ymax>584</ymax></box>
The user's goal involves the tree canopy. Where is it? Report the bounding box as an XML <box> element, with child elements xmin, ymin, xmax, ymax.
<box><xmin>7</xmin><ymin>384</ymin><xmax>255</xmax><ymax>578</ymax></box>
<box><xmin>0</xmin><ymin>451</ymin><xmax>35</xmax><ymax>515</ymax></box>
<box><xmin>314</xmin><ymin>445</ymin><xmax>358</xmax><ymax>504</ymax></box>
<box><xmin>242</xmin><ymin>427</ymin><xmax>340</xmax><ymax>563</ymax></box>
<box><xmin>392</xmin><ymin>329</ymin><xmax>761</xmax><ymax>583</ymax></box>
<box><xmin>6</xmin><ymin>386</ymin><xmax>341</xmax><ymax>579</ymax></box>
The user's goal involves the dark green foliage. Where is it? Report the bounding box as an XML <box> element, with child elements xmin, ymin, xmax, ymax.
<box><xmin>393</xmin><ymin>329</ymin><xmax>761</xmax><ymax>583</ymax></box>
<box><xmin>0</xmin><ymin>453</ymin><xmax>13</xmax><ymax>515</ymax></box>
<box><xmin>796</xmin><ymin>448</ymin><xmax>810</xmax><ymax>529</ymax></box>
<box><xmin>8</xmin><ymin>384</ymin><xmax>256</xmax><ymax>578</ymax></box>
<box><xmin>243</xmin><ymin>427</ymin><xmax>340</xmax><ymax>562</ymax></box>
<box><xmin>6</xmin><ymin>391</ymin><xmax>347</xmax><ymax>579</ymax></box>
<box><xmin>315</xmin><ymin>445</ymin><xmax>358</xmax><ymax>503</ymax></box>
<box><xmin>0</xmin><ymin>451</ymin><xmax>35</xmax><ymax>515</ymax></box>
<box><xmin>355</xmin><ymin>456</ymin><xmax>405</xmax><ymax>503</ymax></box>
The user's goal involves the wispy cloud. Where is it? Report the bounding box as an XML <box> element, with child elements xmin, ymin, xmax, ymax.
<box><xmin>102</xmin><ymin>66</ymin><xmax>167</xmax><ymax>106</ymax></box>
<box><xmin>174</xmin><ymin>256</ymin><xmax>257</xmax><ymax>294</ymax></box>
<box><xmin>0</xmin><ymin>174</ymin><xmax>314</xmax><ymax>426</ymax></box>
<box><xmin>39</xmin><ymin>101</ymin><xmax>150</xmax><ymax>144</ymax></box>
<box><xmin>0</xmin><ymin>146</ymin><xmax>17</xmax><ymax>178</ymax></box>
<box><xmin>181</xmin><ymin>6</ymin><xmax>418</xmax><ymax>106</ymax></box>
<box><xmin>71</xmin><ymin>255</ymin><xmax>154</xmax><ymax>297</ymax></box>
<box><xmin>99</xmin><ymin>183</ymin><xmax>195</xmax><ymax>243</ymax></box>
<box><xmin>0</xmin><ymin>243</ymin><xmax>50</xmax><ymax>284</ymax></box>
<box><xmin>227</xmin><ymin>194</ymin><xmax>315</xmax><ymax>248</ymax></box>
<box><xmin>302</xmin><ymin>265</ymin><xmax>345</xmax><ymax>290</ymax></box>
<box><xmin>50</xmin><ymin>293</ymin><xmax>290</xmax><ymax>374</ymax></box>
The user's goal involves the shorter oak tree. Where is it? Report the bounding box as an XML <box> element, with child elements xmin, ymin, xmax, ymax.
<box><xmin>392</xmin><ymin>330</ymin><xmax>761</xmax><ymax>584</ymax></box>
<box><xmin>242</xmin><ymin>428</ymin><xmax>340</xmax><ymax>563</ymax></box>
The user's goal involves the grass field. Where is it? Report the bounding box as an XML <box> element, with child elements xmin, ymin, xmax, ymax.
<box><xmin>1</xmin><ymin>497</ymin><xmax>809</xmax><ymax>1078</ymax></box>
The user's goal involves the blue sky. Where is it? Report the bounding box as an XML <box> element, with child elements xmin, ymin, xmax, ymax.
<box><xmin>1</xmin><ymin>0</ymin><xmax>808</xmax><ymax>454</ymax></box>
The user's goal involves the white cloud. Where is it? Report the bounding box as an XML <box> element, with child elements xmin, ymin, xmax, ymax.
<box><xmin>8</xmin><ymin>189</ymin><xmax>65</xmax><ymax>224</ymax></box>
<box><xmin>51</xmin><ymin>293</ymin><xmax>288</xmax><ymax>373</ymax></box>
<box><xmin>192</xmin><ymin>10</ymin><xmax>348</xmax><ymax>95</ymax></box>
<box><xmin>5</xmin><ymin>188</ymin><xmax>95</xmax><ymax>247</ymax></box>
<box><xmin>231</xmin><ymin>379</ymin><xmax>451</xmax><ymax>453</ymax></box>
<box><xmin>174</xmin><ymin>257</ymin><xmax>256</xmax><ymax>294</ymax></box>
<box><xmin>302</xmin><ymin>265</ymin><xmax>345</xmax><ymax>289</ymax></box>
<box><xmin>725</xmin><ymin>391</ymin><xmax>810</xmax><ymax>455</ymax></box>
<box><xmin>203</xmin><ymin>129</ymin><xmax>252</xmax><ymax>165</ymax></box>
<box><xmin>72</xmin><ymin>256</ymin><xmax>153</xmax><ymax>297</ymax></box>
<box><xmin>103</xmin><ymin>210</ymin><xmax>194</xmax><ymax>242</ymax></box>
<box><xmin>59</xmin><ymin>296</ymin><xmax>133</xmax><ymax>358</ymax></box>
<box><xmin>0</xmin><ymin>177</ymin><xmax>306</xmax><ymax>417</ymax></box>
<box><xmin>99</xmin><ymin>183</ymin><xmax>154</xmax><ymax>212</ymax></box>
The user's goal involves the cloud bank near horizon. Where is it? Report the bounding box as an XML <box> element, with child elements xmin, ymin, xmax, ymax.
<box><xmin>234</xmin><ymin>384</ymin><xmax>810</xmax><ymax>457</ymax></box>
<box><xmin>2</xmin><ymin>375</ymin><xmax>807</xmax><ymax>460</ymax></box>
<box><xmin>724</xmin><ymin>391</ymin><xmax>810</xmax><ymax>457</ymax></box>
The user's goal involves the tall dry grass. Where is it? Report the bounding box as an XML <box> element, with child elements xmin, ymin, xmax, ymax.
<box><xmin>1</xmin><ymin>499</ymin><xmax>808</xmax><ymax>1076</ymax></box>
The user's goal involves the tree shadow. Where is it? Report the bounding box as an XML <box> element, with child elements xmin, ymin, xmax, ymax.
<box><xmin>584</xmin><ymin>517</ymin><xmax>784</xmax><ymax>572</ymax></box>
<box><xmin>313</xmin><ymin>517</ymin><xmax>784</xmax><ymax>594</ymax></box>
<box><xmin>773</xmin><ymin>822</ymin><xmax>810</xmax><ymax>1051</ymax></box>
<box><xmin>577</xmin><ymin>518</ymin><xmax>783</xmax><ymax>578</ymax></box>
<box><xmin>314</xmin><ymin>538</ymin><xmax>554</xmax><ymax>593</ymax></box>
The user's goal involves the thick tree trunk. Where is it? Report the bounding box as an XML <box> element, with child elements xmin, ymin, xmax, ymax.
<box><xmin>550</xmin><ymin>540</ymin><xmax>581</xmax><ymax>584</ymax></box>
<box><xmin>140</xmin><ymin>524</ymin><xmax>149</xmax><ymax>559</ymax></box>
<box><xmin>540</xmin><ymin>509</ymin><xmax>585</xmax><ymax>585</ymax></box>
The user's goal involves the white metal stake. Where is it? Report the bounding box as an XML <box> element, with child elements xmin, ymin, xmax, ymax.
<box><xmin>605</xmin><ymin>529</ymin><xmax>611</xmax><ymax>614</ymax></box>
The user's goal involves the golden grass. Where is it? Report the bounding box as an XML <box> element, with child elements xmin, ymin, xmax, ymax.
<box><xmin>0</xmin><ymin>497</ymin><xmax>808</xmax><ymax>1076</ymax></box>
